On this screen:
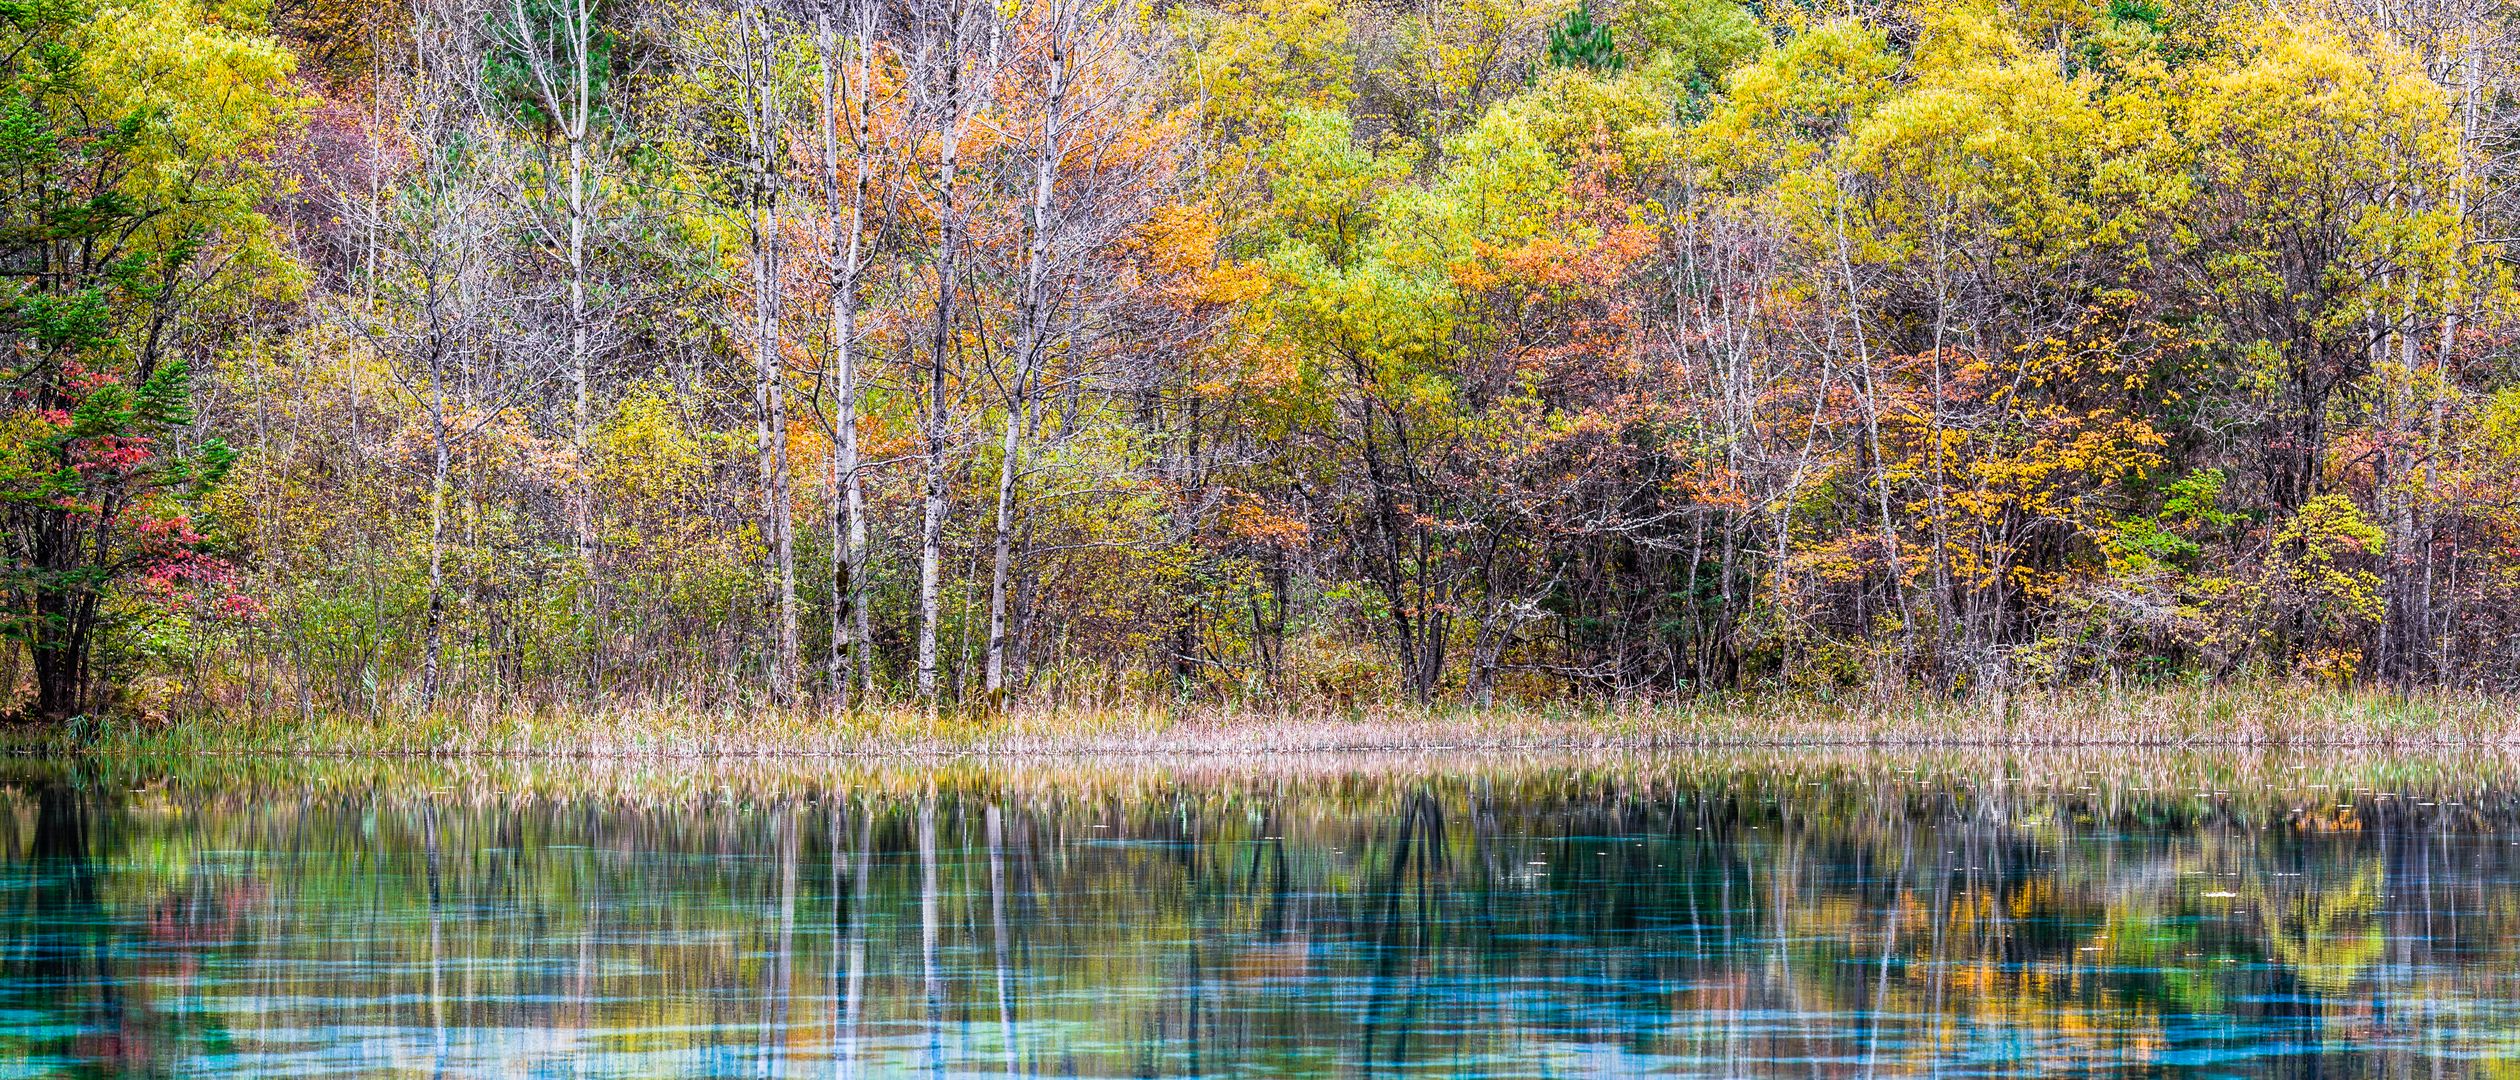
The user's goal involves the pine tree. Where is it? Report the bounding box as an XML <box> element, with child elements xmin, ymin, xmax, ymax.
<box><xmin>1545</xmin><ymin>3</ymin><xmax>1623</xmax><ymax>72</ymax></box>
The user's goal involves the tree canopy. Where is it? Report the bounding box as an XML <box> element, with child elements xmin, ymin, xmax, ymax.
<box><xmin>6</xmin><ymin>0</ymin><xmax>2520</xmax><ymax>720</ymax></box>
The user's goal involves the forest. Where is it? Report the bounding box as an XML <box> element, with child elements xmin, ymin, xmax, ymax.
<box><xmin>5</xmin><ymin>0</ymin><xmax>2519</xmax><ymax>724</ymax></box>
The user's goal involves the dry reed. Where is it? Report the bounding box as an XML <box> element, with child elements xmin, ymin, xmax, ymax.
<box><xmin>22</xmin><ymin>681</ymin><xmax>2516</xmax><ymax>759</ymax></box>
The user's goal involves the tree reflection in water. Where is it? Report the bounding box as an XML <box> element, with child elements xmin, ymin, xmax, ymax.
<box><xmin>2</xmin><ymin>752</ymin><xmax>2518</xmax><ymax>1077</ymax></box>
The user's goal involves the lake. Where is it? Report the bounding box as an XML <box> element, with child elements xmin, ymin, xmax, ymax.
<box><xmin>2</xmin><ymin>751</ymin><xmax>2516</xmax><ymax>1077</ymax></box>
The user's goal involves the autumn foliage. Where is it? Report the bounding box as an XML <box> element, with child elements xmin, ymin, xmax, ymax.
<box><xmin>7</xmin><ymin>0</ymin><xmax>2520</xmax><ymax>720</ymax></box>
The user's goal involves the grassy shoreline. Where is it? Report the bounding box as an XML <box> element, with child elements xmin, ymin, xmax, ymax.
<box><xmin>15</xmin><ymin>682</ymin><xmax>2516</xmax><ymax>758</ymax></box>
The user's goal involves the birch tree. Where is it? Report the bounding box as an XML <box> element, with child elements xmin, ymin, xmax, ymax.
<box><xmin>484</xmin><ymin>0</ymin><xmax>613</xmax><ymax>654</ymax></box>
<box><xmin>731</xmin><ymin>0</ymin><xmax>802</xmax><ymax>701</ymax></box>
<box><xmin>815</xmin><ymin>0</ymin><xmax>878</xmax><ymax>709</ymax></box>
<box><xmin>981</xmin><ymin>0</ymin><xmax>1076</xmax><ymax>699</ymax></box>
<box><xmin>909</xmin><ymin>0</ymin><xmax>976</xmax><ymax>705</ymax></box>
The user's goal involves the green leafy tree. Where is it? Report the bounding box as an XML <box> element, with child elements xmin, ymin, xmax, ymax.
<box><xmin>0</xmin><ymin>0</ymin><xmax>299</xmax><ymax>721</ymax></box>
<box><xmin>1619</xmin><ymin>0</ymin><xmax>1761</xmax><ymax>89</ymax></box>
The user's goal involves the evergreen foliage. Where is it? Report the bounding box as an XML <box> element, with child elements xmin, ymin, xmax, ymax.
<box><xmin>1545</xmin><ymin>3</ymin><xmax>1623</xmax><ymax>71</ymax></box>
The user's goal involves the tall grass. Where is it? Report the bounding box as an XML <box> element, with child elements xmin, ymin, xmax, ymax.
<box><xmin>15</xmin><ymin>681</ymin><xmax>2516</xmax><ymax>758</ymax></box>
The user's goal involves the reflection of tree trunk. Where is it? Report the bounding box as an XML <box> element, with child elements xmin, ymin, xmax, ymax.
<box><xmin>27</xmin><ymin>782</ymin><xmax>100</xmax><ymax>973</ymax></box>
<box><xmin>423</xmin><ymin>801</ymin><xmax>448</xmax><ymax>1066</ymax></box>
<box><xmin>835</xmin><ymin>800</ymin><xmax>872</xmax><ymax>1080</ymax></box>
<box><xmin>1859</xmin><ymin>859</ymin><xmax>1907</xmax><ymax>1078</ymax></box>
<box><xmin>29</xmin><ymin>781</ymin><xmax>94</xmax><ymax>896</ymax></box>
<box><xmin>763</xmin><ymin>804</ymin><xmax>797</xmax><ymax>1078</ymax></box>
<box><xmin>26</xmin><ymin>783</ymin><xmax>125</xmax><ymax>1071</ymax></box>
<box><xmin>1926</xmin><ymin>859</ymin><xmax>1952</xmax><ymax>1077</ymax></box>
<box><xmin>920</xmin><ymin>796</ymin><xmax>942</xmax><ymax>1079</ymax></box>
<box><xmin>986</xmin><ymin>805</ymin><xmax>1019</xmax><ymax>1077</ymax></box>
<box><xmin>1765</xmin><ymin>848</ymin><xmax>1825</xmax><ymax>1079</ymax></box>
<box><xmin>1359</xmin><ymin>792</ymin><xmax>1442</xmax><ymax>1072</ymax></box>
<box><xmin>1244</xmin><ymin>807</ymin><xmax>1291</xmax><ymax>935</ymax></box>
<box><xmin>573</xmin><ymin>894</ymin><xmax>597</xmax><ymax>1044</ymax></box>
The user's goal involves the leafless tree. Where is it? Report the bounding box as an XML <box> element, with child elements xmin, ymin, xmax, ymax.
<box><xmin>907</xmin><ymin>0</ymin><xmax>978</xmax><ymax>705</ymax></box>
<box><xmin>814</xmin><ymin>0</ymin><xmax>879</xmax><ymax>709</ymax></box>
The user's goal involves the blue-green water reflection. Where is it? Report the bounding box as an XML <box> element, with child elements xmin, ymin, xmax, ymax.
<box><xmin>3</xmin><ymin>753</ymin><xmax>2519</xmax><ymax>1077</ymax></box>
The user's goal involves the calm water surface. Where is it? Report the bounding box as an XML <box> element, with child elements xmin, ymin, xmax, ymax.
<box><xmin>2</xmin><ymin>751</ymin><xmax>2518</xmax><ymax>1077</ymax></box>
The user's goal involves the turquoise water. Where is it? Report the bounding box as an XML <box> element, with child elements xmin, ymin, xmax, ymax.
<box><xmin>2</xmin><ymin>753</ymin><xmax>2517</xmax><ymax>1077</ymax></box>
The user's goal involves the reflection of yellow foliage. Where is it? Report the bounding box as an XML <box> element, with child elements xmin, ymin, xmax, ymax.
<box><xmin>2253</xmin><ymin>861</ymin><xmax>2387</xmax><ymax>994</ymax></box>
<box><xmin>2007</xmin><ymin>877</ymin><xmax>2054</xmax><ymax>920</ymax></box>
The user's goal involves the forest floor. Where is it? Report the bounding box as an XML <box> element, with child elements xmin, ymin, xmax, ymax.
<box><xmin>18</xmin><ymin>682</ymin><xmax>2519</xmax><ymax>757</ymax></box>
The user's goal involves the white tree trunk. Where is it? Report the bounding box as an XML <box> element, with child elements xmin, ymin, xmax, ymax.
<box><xmin>819</xmin><ymin>0</ymin><xmax>875</xmax><ymax>710</ymax></box>
<box><xmin>917</xmin><ymin>0</ymin><xmax>968</xmax><ymax>706</ymax></box>
<box><xmin>423</xmin><ymin>356</ymin><xmax>450</xmax><ymax>707</ymax></box>
<box><xmin>984</xmin><ymin>3</ymin><xmax>1072</xmax><ymax>699</ymax></box>
<box><xmin>742</xmin><ymin>0</ymin><xmax>799</xmax><ymax>702</ymax></box>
